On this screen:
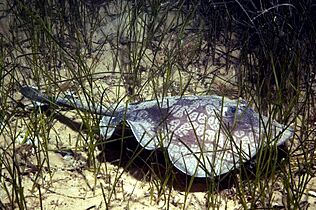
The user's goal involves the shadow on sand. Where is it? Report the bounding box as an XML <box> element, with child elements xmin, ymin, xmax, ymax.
<box><xmin>52</xmin><ymin>111</ymin><xmax>288</xmax><ymax>192</ymax></box>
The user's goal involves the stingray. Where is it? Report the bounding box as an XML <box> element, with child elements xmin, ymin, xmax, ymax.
<box><xmin>20</xmin><ymin>86</ymin><xmax>294</xmax><ymax>178</ymax></box>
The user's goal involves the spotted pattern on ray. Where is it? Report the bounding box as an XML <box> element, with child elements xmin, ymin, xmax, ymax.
<box><xmin>19</xmin><ymin>86</ymin><xmax>293</xmax><ymax>177</ymax></box>
<box><xmin>99</xmin><ymin>95</ymin><xmax>294</xmax><ymax>178</ymax></box>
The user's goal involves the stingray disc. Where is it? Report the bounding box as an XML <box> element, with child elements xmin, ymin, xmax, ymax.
<box><xmin>99</xmin><ymin>96</ymin><xmax>293</xmax><ymax>178</ymax></box>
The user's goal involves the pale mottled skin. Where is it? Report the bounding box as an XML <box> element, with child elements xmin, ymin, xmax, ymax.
<box><xmin>100</xmin><ymin>96</ymin><xmax>294</xmax><ymax>178</ymax></box>
<box><xmin>21</xmin><ymin>86</ymin><xmax>292</xmax><ymax>177</ymax></box>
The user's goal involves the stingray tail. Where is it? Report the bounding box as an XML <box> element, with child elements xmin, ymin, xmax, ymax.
<box><xmin>19</xmin><ymin>85</ymin><xmax>112</xmax><ymax>116</ymax></box>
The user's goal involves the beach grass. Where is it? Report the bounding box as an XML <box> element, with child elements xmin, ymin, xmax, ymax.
<box><xmin>0</xmin><ymin>0</ymin><xmax>315</xmax><ymax>209</ymax></box>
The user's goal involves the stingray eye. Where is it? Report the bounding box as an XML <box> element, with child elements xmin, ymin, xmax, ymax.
<box><xmin>224</xmin><ymin>106</ymin><xmax>236</xmax><ymax>117</ymax></box>
<box><xmin>230</xmin><ymin>107</ymin><xmax>237</xmax><ymax>114</ymax></box>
